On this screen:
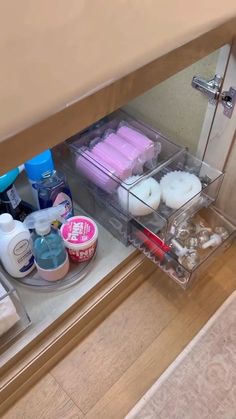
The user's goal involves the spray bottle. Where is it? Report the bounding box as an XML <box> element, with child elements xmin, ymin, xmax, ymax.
<box><xmin>24</xmin><ymin>206</ymin><xmax>69</xmax><ymax>282</ymax></box>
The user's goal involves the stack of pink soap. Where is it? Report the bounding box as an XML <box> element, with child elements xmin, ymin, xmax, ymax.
<box><xmin>75</xmin><ymin>124</ymin><xmax>155</xmax><ymax>194</ymax></box>
<box><xmin>104</xmin><ymin>132</ymin><xmax>144</xmax><ymax>174</ymax></box>
<box><xmin>117</xmin><ymin>125</ymin><xmax>155</xmax><ymax>161</ymax></box>
<box><xmin>92</xmin><ymin>142</ymin><xmax>133</xmax><ymax>180</ymax></box>
<box><xmin>76</xmin><ymin>149</ymin><xmax>118</xmax><ymax>193</ymax></box>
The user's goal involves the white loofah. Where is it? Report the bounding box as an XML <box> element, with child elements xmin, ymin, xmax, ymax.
<box><xmin>118</xmin><ymin>176</ymin><xmax>161</xmax><ymax>216</ymax></box>
<box><xmin>160</xmin><ymin>171</ymin><xmax>202</xmax><ymax>210</ymax></box>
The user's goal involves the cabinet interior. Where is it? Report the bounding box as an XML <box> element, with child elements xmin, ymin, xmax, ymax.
<box><xmin>0</xmin><ymin>45</ymin><xmax>235</xmax><ymax>367</ymax></box>
<box><xmin>1</xmin><ymin>104</ymin><xmax>236</xmax><ymax>366</ymax></box>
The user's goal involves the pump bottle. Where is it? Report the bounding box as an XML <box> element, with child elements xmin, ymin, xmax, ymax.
<box><xmin>24</xmin><ymin>206</ymin><xmax>69</xmax><ymax>281</ymax></box>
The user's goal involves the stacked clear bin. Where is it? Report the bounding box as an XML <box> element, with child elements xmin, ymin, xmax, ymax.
<box><xmin>130</xmin><ymin>207</ymin><xmax>235</xmax><ymax>287</ymax></box>
<box><xmin>0</xmin><ymin>272</ymin><xmax>30</xmax><ymax>351</ymax></box>
<box><xmin>57</xmin><ymin>110</ymin><xmax>235</xmax><ymax>288</ymax></box>
<box><xmin>63</xmin><ymin>110</ymin><xmax>183</xmax><ymax>244</ymax></box>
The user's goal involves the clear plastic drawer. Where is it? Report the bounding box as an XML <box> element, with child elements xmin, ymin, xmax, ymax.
<box><xmin>129</xmin><ymin>206</ymin><xmax>235</xmax><ymax>289</ymax></box>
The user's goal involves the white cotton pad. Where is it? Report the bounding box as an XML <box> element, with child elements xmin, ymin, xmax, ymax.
<box><xmin>160</xmin><ymin>171</ymin><xmax>202</xmax><ymax>210</ymax></box>
<box><xmin>118</xmin><ymin>176</ymin><xmax>161</xmax><ymax>216</ymax></box>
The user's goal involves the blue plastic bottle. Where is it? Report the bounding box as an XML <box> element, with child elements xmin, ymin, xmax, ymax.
<box><xmin>24</xmin><ymin>150</ymin><xmax>54</xmax><ymax>208</ymax></box>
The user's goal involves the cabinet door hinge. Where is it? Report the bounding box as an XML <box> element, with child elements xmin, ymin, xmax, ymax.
<box><xmin>192</xmin><ymin>74</ymin><xmax>236</xmax><ymax>119</ymax></box>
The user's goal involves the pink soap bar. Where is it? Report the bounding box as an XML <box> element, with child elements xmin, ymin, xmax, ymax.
<box><xmin>76</xmin><ymin>150</ymin><xmax>118</xmax><ymax>193</ymax></box>
<box><xmin>104</xmin><ymin>133</ymin><xmax>144</xmax><ymax>174</ymax></box>
<box><xmin>117</xmin><ymin>125</ymin><xmax>155</xmax><ymax>161</ymax></box>
<box><xmin>92</xmin><ymin>142</ymin><xmax>133</xmax><ymax>180</ymax></box>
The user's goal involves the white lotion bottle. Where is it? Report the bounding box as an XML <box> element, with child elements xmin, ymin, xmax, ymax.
<box><xmin>0</xmin><ymin>213</ymin><xmax>35</xmax><ymax>278</ymax></box>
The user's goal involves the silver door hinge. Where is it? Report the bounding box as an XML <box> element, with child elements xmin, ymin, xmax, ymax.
<box><xmin>192</xmin><ymin>74</ymin><xmax>236</xmax><ymax>119</ymax></box>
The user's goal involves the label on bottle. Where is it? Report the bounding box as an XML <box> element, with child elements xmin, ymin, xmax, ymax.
<box><xmin>13</xmin><ymin>239</ymin><xmax>35</xmax><ymax>273</ymax></box>
<box><xmin>6</xmin><ymin>185</ymin><xmax>21</xmax><ymax>209</ymax></box>
<box><xmin>53</xmin><ymin>192</ymin><xmax>73</xmax><ymax>220</ymax></box>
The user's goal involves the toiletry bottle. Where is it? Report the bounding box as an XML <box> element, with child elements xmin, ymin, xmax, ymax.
<box><xmin>0</xmin><ymin>168</ymin><xmax>34</xmax><ymax>222</ymax></box>
<box><xmin>0</xmin><ymin>213</ymin><xmax>35</xmax><ymax>278</ymax></box>
<box><xmin>37</xmin><ymin>170</ymin><xmax>74</xmax><ymax>221</ymax></box>
<box><xmin>24</xmin><ymin>150</ymin><xmax>54</xmax><ymax>208</ymax></box>
<box><xmin>24</xmin><ymin>206</ymin><xmax>69</xmax><ymax>281</ymax></box>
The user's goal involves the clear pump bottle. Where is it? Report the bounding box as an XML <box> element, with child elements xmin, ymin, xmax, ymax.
<box><xmin>24</xmin><ymin>206</ymin><xmax>69</xmax><ymax>281</ymax></box>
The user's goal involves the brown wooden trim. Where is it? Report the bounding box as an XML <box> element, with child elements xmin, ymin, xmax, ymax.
<box><xmin>0</xmin><ymin>18</ymin><xmax>236</xmax><ymax>175</ymax></box>
<box><xmin>0</xmin><ymin>254</ymin><xmax>156</xmax><ymax>414</ymax></box>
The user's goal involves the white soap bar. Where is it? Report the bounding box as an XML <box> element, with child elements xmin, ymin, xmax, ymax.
<box><xmin>0</xmin><ymin>283</ymin><xmax>20</xmax><ymax>337</ymax></box>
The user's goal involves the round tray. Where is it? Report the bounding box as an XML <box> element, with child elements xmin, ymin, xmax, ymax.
<box><xmin>10</xmin><ymin>249</ymin><xmax>97</xmax><ymax>292</ymax></box>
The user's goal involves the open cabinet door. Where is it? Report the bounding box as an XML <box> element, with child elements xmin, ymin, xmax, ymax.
<box><xmin>125</xmin><ymin>40</ymin><xmax>236</xmax><ymax>167</ymax></box>
<box><xmin>199</xmin><ymin>40</ymin><xmax>236</xmax><ymax>219</ymax></box>
<box><xmin>197</xmin><ymin>40</ymin><xmax>236</xmax><ymax>170</ymax></box>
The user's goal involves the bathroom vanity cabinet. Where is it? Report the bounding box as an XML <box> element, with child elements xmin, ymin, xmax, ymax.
<box><xmin>1</xmin><ymin>3</ymin><xmax>236</xmax><ymax>412</ymax></box>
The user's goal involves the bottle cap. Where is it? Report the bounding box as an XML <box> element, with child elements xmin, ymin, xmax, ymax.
<box><xmin>0</xmin><ymin>213</ymin><xmax>15</xmax><ymax>232</ymax></box>
<box><xmin>35</xmin><ymin>220</ymin><xmax>51</xmax><ymax>236</ymax></box>
<box><xmin>0</xmin><ymin>168</ymin><xmax>19</xmax><ymax>193</ymax></box>
<box><xmin>24</xmin><ymin>150</ymin><xmax>54</xmax><ymax>182</ymax></box>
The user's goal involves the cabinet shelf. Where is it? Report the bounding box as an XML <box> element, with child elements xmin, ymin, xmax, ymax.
<box><xmin>0</xmin><ymin>213</ymin><xmax>134</xmax><ymax>368</ymax></box>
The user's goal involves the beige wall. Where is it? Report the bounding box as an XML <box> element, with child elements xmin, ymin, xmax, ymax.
<box><xmin>124</xmin><ymin>50</ymin><xmax>219</xmax><ymax>154</ymax></box>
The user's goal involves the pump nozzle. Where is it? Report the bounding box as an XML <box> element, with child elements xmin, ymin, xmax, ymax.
<box><xmin>24</xmin><ymin>205</ymin><xmax>66</xmax><ymax>235</ymax></box>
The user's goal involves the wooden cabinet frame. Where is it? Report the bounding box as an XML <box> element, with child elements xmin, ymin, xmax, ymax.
<box><xmin>0</xmin><ymin>18</ymin><xmax>235</xmax><ymax>175</ymax></box>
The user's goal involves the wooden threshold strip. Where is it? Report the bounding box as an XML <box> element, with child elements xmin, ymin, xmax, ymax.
<box><xmin>0</xmin><ymin>253</ymin><xmax>156</xmax><ymax>414</ymax></box>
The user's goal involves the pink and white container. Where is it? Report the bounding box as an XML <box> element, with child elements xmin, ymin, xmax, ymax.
<box><xmin>60</xmin><ymin>216</ymin><xmax>98</xmax><ymax>263</ymax></box>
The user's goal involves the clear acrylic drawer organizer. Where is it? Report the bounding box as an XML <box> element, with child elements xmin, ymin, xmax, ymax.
<box><xmin>66</xmin><ymin>110</ymin><xmax>224</xmax><ymax>241</ymax></box>
<box><xmin>54</xmin><ymin>110</ymin><xmax>233</xmax><ymax>289</ymax></box>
